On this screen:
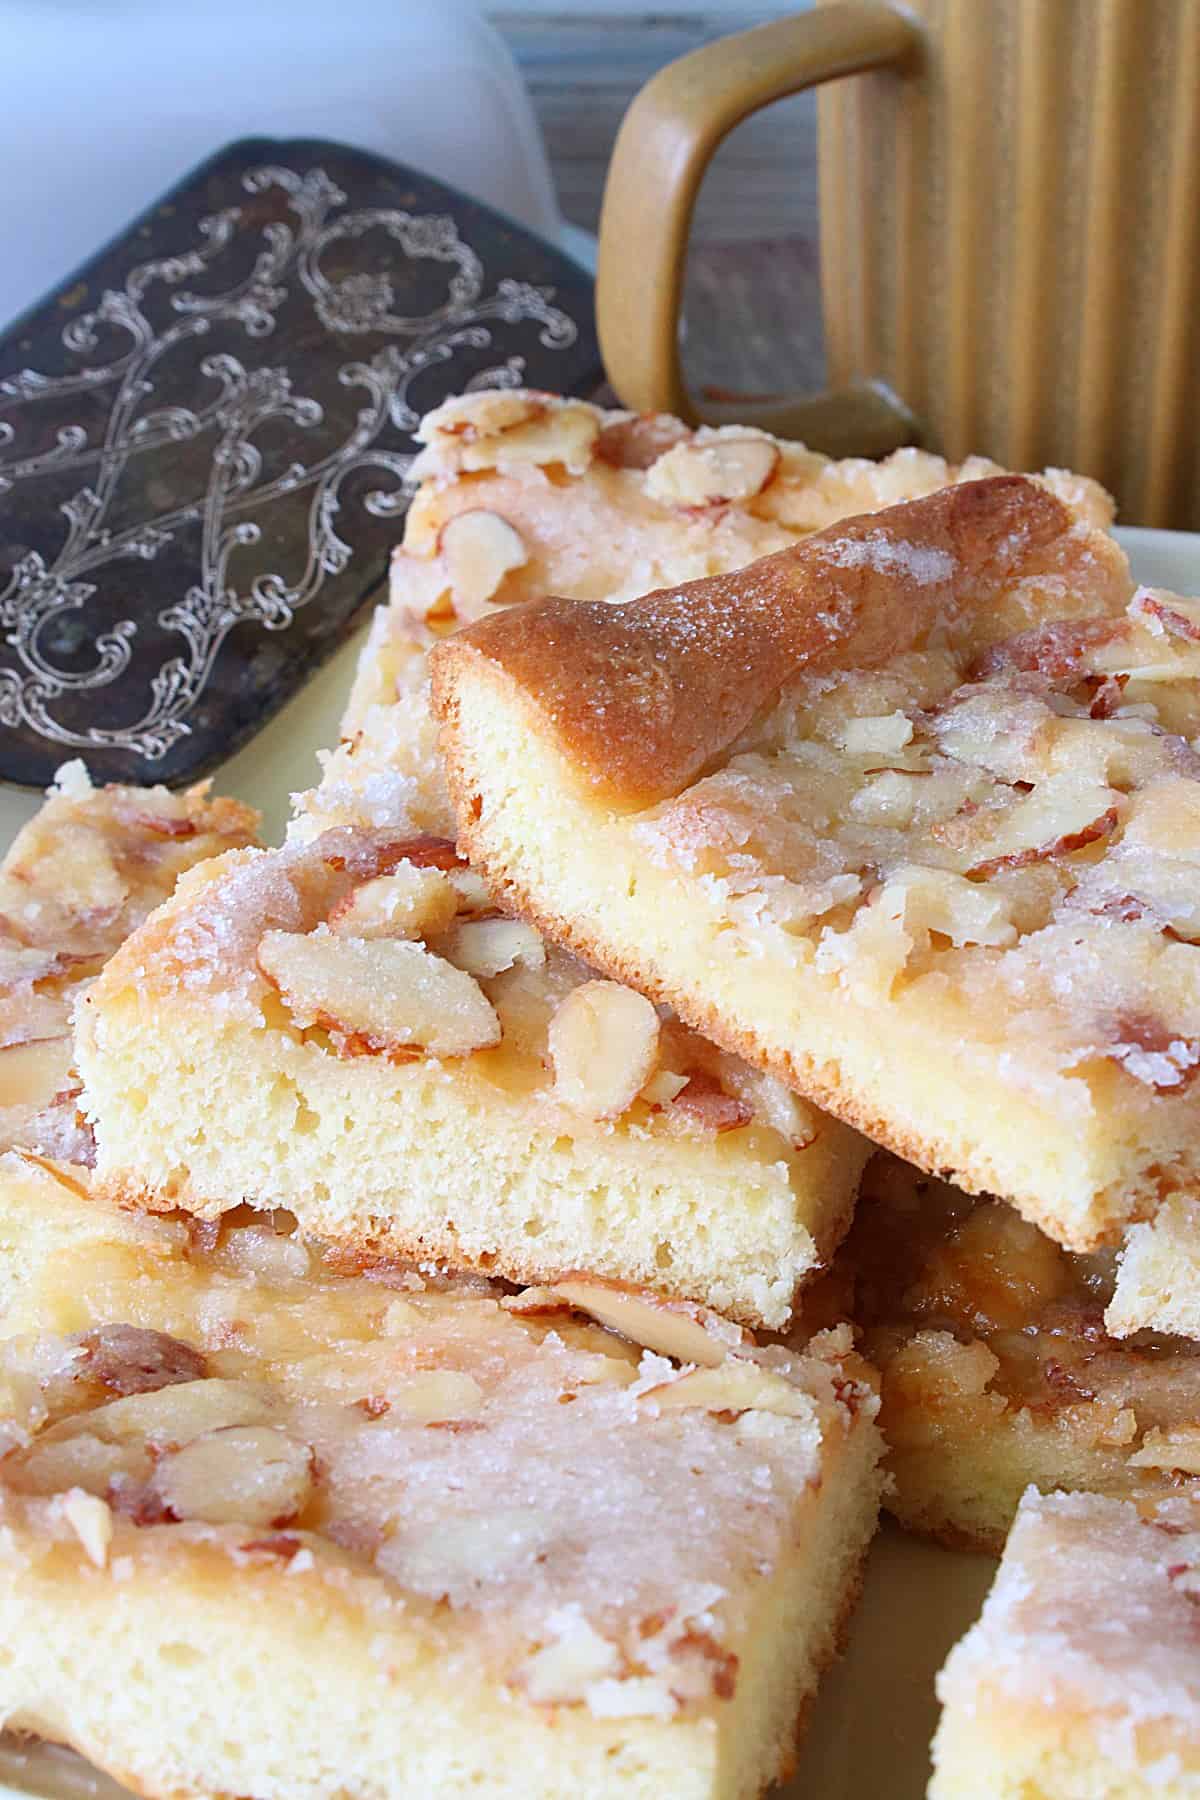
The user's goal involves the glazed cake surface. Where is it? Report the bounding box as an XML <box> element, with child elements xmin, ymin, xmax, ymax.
<box><xmin>0</xmin><ymin>764</ymin><xmax>257</xmax><ymax>1164</ymax></box>
<box><xmin>0</xmin><ymin>1153</ymin><xmax>882</xmax><ymax>1800</ymax></box>
<box><xmin>431</xmin><ymin>472</ymin><xmax>1200</xmax><ymax>1249</ymax></box>
<box><xmin>931</xmin><ymin>1487</ymin><xmax>1200</xmax><ymax>1797</ymax></box>
<box><xmin>820</xmin><ymin>1154</ymin><xmax>1200</xmax><ymax>1552</ymax></box>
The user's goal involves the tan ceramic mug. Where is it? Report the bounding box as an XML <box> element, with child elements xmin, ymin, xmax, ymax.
<box><xmin>598</xmin><ymin>0</ymin><xmax>1200</xmax><ymax>527</ymax></box>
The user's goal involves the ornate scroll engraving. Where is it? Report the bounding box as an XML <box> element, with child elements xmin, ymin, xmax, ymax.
<box><xmin>0</xmin><ymin>163</ymin><xmax>579</xmax><ymax>761</ymax></box>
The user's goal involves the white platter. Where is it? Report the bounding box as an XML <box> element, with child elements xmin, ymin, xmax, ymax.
<box><xmin>0</xmin><ymin>523</ymin><xmax>1193</xmax><ymax>1799</ymax></box>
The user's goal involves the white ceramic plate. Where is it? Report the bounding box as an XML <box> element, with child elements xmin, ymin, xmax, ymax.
<box><xmin>0</xmin><ymin>524</ymin><xmax>1193</xmax><ymax>1800</ymax></box>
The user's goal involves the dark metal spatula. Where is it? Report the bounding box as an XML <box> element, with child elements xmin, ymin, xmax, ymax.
<box><xmin>0</xmin><ymin>136</ymin><xmax>600</xmax><ymax>789</ymax></box>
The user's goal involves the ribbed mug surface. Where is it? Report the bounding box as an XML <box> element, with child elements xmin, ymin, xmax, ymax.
<box><xmin>818</xmin><ymin>0</ymin><xmax>1200</xmax><ymax>526</ymax></box>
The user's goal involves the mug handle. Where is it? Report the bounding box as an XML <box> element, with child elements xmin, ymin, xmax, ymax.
<box><xmin>597</xmin><ymin>3</ymin><xmax>923</xmax><ymax>459</ymax></box>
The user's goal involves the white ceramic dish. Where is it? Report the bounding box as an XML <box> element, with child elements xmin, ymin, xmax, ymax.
<box><xmin>0</xmin><ymin>522</ymin><xmax>1193</xmax><ymax>1800</ymax></box>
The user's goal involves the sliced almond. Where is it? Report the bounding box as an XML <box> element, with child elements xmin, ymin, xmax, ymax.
<box><xmin>258</xmin><ymin>927</ymin><xmax>500</xmax><ymax>1060</ymax></box>
<box><xmin>440</xmin><ymin>510</ymin><xmax>529</xmax><ymax>610</ymax></box>
<box><xmin>963</xmin><ymin>780</ymin><xmax>1123</xmax><ymax>878</ymax></box>
<box><xmin>388</xmin><ymin>1370</ymin><xmax>483</xmax><ymax>1423</ymax></box>
<box><xmin>447</xmin><ymin>867</ymin><xmax>494</xmax><ymax>916</ymax></box>
<box><xmin>219</xmin><ymin>1224</ymin><xmax>310</xmax><ymax>1286</ymax></box>
<box><xmin>426</xmin><ymin>391</ymin><xmax>545</xmax><ymax>441</ymax></box>
<box><xmin>548</xmin><ymin>980</ymin><xmax>660</xmax><ymax>1120</ymax></box>
<box><xmin>595</xmin><ymin>413</ymin><xmax>690</xmax><ymax>471</ymax></box>
<box><xmin>518</xmin><ymin>1614</ymin><xmax>620</xmax><ymax>1704</ymax></box>
<box><xmin>638</xmin><ymin>1360</ymin><xmax>814</xmax><ymax>1419</ymax></box>
<box><xmin>878</xmin><ymin>864</ymin><xmax>1018</xmax><ymax>949</ymax></box>
<box><xmin>439</xmin><ymin>917</ymin><xmax>545</xmax><ymax>978</ymax></box>
<box><xmin>12</xmin><ymin>822</ymin><xmax>127</xmax><ymax>914</ymax></box>
<box><xmin>640</xmin><ymin>1068</ymin><xmax>690</xmax><ymax>1107</ymax></box>
<box><xmin>668</xmin><ymin>1070</ymin><xmax>752</xmax><ymax>1135</ymax></box>
<box><xmin>1130</xmin><ymin>587</ymin><xmax>1200</xmax><ymax>642</ymax></box>
<box><xmin>58</xmin><ymin>1488</ymin><xmax>114</xmax><ymax>1567</ymax></box>
<box><xmin>1130</xmin><ymin>1425</ymin><xmax>1200</xmax><ymax>1475</ymax></box>
<box><xmin>1107</xmin><ymin>1017</ymin><xmax>1200</xmax><ymax>1092</ymax></box>
<box><xmin>468</xmin><ymin>402</ymin><xmax>597</xmax><ymax>474</ymax></box>
<box><xmin>69</xmin><ymin>1378</ymin><xmax>274</xmax><ymax>1447</ymax></box>
<box><xmin>835</xmin><ymin>712</ymin><xmax>915</xmax><ymax>756</ymax></box>
<box><xmin>422</xmin><ymin>394</ymin><xmax>600</xmax><ymax>474</ymax></box>
<box><xmin>328</xmin><ymin>867</ymin><xmax>458</xmax><ymax>942</ymax></box>
<box><xmin>78</xmin><ymin>1325</ymin><xmax>207</xmax><ymax>1397</ymax></box>
<box><xmin>5</xmin><ymin>1430</ymin><xmax>143</xmax><ymax>1501</ymax></box>
<box><xmin>322</xmin><ymin>834</ymin><xmax>463</xmax><ymax>876</ymax></box>
<box><xmin>546</xmin><ymin>1279</ymin><xmax>748</xmax><ymax>1366</ymax></box>
<box><xmin>377</xmin><ymin>1505</ymin><xmax>555</xmax><ymax>1591</ymax></box>
<box><xmin>155</xmin><ymin>1424</ymin><xmax>315</xmax><ymax>1528</ymax></box>
<box><xmin>645</xmin><ymin>436</ymin><xmax>779</xmax><ymax>507</ymax></box>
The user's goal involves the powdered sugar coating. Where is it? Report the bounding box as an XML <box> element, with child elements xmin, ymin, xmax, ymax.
<box><xmin>0</xmin><ymin>1161</ymin><xmax>878</xmax><ymax>1719</ymax></box>
<box><xmin>638</xmin><ymin>584</ymin><xmax>1200</xmax><ymax>1119</ymax></box>
<box><xmin>938</xmin><ymin>1489</ymin><xmax>1200</xmax><ymax>1758</ymax></box>
<box><xmin>0</xmin><ymin>764</ymin><xmax>257</xmax><ymax>1159</ymax></box>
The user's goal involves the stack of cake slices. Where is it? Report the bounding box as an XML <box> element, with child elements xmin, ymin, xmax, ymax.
<box><xmin>0</xmin><ymin>389</ymin><xmax>1196</xmax><ymax>1799</ymax></box>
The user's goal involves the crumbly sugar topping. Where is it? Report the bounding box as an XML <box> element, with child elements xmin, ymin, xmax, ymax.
<box><xmin>637</xmin><ymin>586</ymin><xmax>1200</xmax><ymax>1112</ymax></box>
<box><xmin>0</xmin><ymin>1160</ymin><xmax>874</xmax><ymax>1719</ymax></box>
<box><xmin>392</xmin><ymin>388</ymin><xmax>1114</xmax><ymax>635</ymax></box>
<box><xmin>939</xmin><ymin>1488</ymin><xmax>1200</xmax><ymax>1746</ymax></box>
<box><xmin>0</xmin><ymin>766</ymin><xmax>257</xmax><ymax>1159</ymax></box>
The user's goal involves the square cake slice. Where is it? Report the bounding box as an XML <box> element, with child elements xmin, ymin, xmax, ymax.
<box><xmin>429</xmin><ymin>477</ymin><xmax>1200</xmax><ymax>1252</ymax></box>
<box><xmin>812</xmin><ymin>1154</ymin><xmax>1200</xmax><ymax>1553</ymax></box>
<box><xmin>0</xmin><ymin>762</ymin><xmax>258</xmax><ymax>1163</ymax></box>
<box><xmin>0</xmin><ymin>1152</ymin><xmax>883</xmax><ymax>1800</ymax></box>
<box><xmin>297</xmin><ymin>388</ymin><xmax>1068</xmax><ymax>839</ymax></box>
<box><xmin>77</xmin><ymin>814</ymin><xmax>867</xmax><ymax>1328</ymax></box>
<box><xmin>931</xmin><ymin>1488</ymin><xmax>1200</xmax><ymax>1797</ymax></box>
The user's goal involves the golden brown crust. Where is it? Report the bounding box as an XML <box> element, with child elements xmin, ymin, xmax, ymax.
<box><xmin>431</xmin><ymin>477</ymin><xmax>1083</xmax><ymax>807</ymax></box>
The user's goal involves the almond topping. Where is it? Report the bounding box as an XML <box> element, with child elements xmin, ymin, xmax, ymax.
<box><xmin>877</xmin><ymin>865</ymin><xmax>1018</xmax><ymax>949</ymax></box>
<box><xmin>154</xmin><ymin>1425</ymin><xmax>315</xmax><ymax>1528</ymax></box>
<box><xmin>548</xmin><ymin>980</ymin><xmax>660</xmax><ymax>1120</ymax></box>
<box><xmin>322</xmin><ymin>835</ymin><xmax>463</xmax><ymax>876</ymax></box>
<box><xmin>388</xmin><ymin>1370</ymin><xmax>483</xmax><ymax>1423</ymax></box>
<box><xmin>422</xmin><ymin>394</ymin><xmax>599</xmax><ymax>473</ymax></box>
<box><xmin>328</xmin><ymin>867</ymin><xmax>458</xmax><ymax>942</ymax></box>
<box><xmin>1130</xmin><ymin>1426</ymin><xmax>1200</xmax><ymax>1475</ymax></box>
<box><xmin>594</xmin><ymin>414</ymin><xmax>690</xmax><ymax>471</ymax></box>
<box><xmin>1131</xmin><ymin>587</ymin><xmax>1200</xmax><ymax>642</ymax></box>
<box><xmin>78</xmin><ymin>1326</ymin><xmax>208</xmax><ymax>1397</ymax></box>
<box><xmin>1107</xmin><ymin>1016</ymin><xmax>1200</xmax><ymax>1092</ymax></box>
<box><xmin>432</xmin><ymin>392</ymin><xmax>545</xmax><ymax>438</ymax></box>
<box><xmin>836</xmin><ymin>712</ymin><xmax>915</xmax><ymax>756</ymax></box>
<box><xmin>439</xmin><ymin>510</ymin><xmax>529</xmax><ymax>610</ymax></box>
<box><xmin>645</xmin><ymin>435</ymin><xmax>780</xmax><ymax>507</ymax></box>
<box><xmin>967</xmin><ymin>798</ymin><xmax>1121</xmax><ymax>878</ymax></box>
<box><xmin>447</xmin><ymin>868</ymin><xmax>494</xmax><ymax>916</ymax></box>
<box><xmin>257</xmin><ymin>927</ymin><xmax>501</xmax><ymax>1060</ymax></box>
<box><xmin>669</xmin><ymin>1070</ymin><xmax>753</xmax><ymax>1134</ymax></box>
<box><xmin>545</xmin><ymin>1280</ymin><xmax>748</xmax><ymax>1366</ymax></box>
<box><xmin>439</xmin><ymin>917</ymin><xmax>546</xmax><ymax>978</ymax></box>
<box><xmin>638</xmin><ymin>1361</ymin><xmax>814</xmax><ymax>1419</ymax></box>
<box><xmin>518</xmin><ymin>1613</ymin><xmax>621</xmax><ymax>1703</ymax></box>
